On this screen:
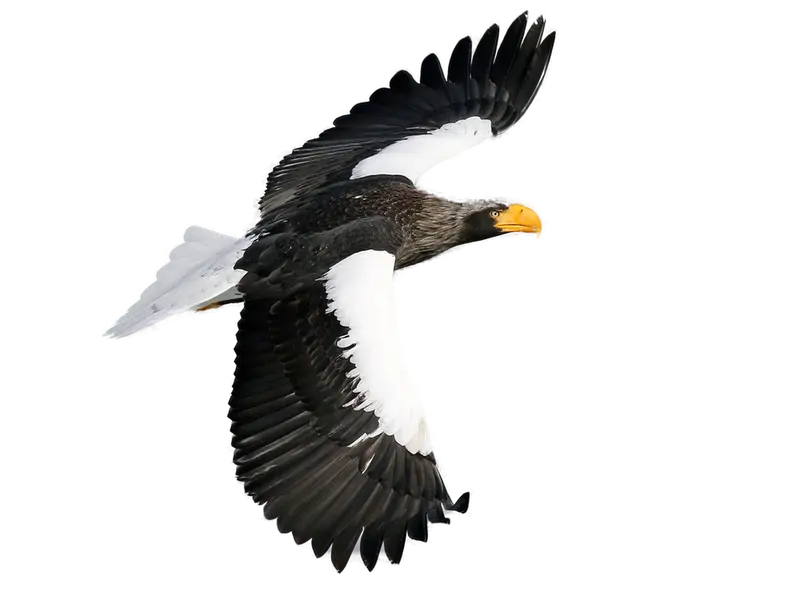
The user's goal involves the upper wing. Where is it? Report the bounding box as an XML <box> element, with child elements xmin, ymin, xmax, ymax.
<box><xmin>258</xmin><ymin>13</ymin><xmax>555</xmax><ymax>219</ymax></box>
<box><xmin>230</xmin><ymin>249</ymin><xmax>468</xmax><ymax>572</ymax></box>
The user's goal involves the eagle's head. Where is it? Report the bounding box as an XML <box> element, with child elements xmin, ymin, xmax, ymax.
<box><xmin>462</xmin><ymin>202</ymin><xmax>542</xmax><ymax>242</ymax></box>
<box><xmin>397</xmin><ymin>195</ymin><xmax>551</xmax><ymax>270</ymax></box>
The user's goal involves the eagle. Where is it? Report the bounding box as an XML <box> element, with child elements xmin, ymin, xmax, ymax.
<box><xmin>107</xmin><ymin>12</ymin><xmax>555</xmax><ymax>572</ymax></box>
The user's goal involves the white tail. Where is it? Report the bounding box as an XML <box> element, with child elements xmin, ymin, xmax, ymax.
<box><xmin>105</xmin><ymin>226</ymin><xmax>252</xmax><ymax>338</ymax></box>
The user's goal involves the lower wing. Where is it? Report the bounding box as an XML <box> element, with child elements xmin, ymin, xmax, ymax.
<box><xmin>230</xmin><ymin>249</ymin><xmax>468</xmax><ymax>571</ymax></box>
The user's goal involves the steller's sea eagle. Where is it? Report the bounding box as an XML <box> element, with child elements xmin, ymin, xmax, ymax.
<box><xmin>107</xmin><ymin>12</ymin><xmax>555</xmax><ymax>572</ymax></box>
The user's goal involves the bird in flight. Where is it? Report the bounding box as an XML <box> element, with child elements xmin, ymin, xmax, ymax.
<box><xmin>107</xmin><ymin>12</ymin><xmax>555</xmax><ymax>572</ymax></box>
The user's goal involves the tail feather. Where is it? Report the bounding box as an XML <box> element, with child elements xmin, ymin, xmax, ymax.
<box><xmin>105</xmin><ymin>226</ymin><xmax>251</xmax><ymax>338</ymax></box>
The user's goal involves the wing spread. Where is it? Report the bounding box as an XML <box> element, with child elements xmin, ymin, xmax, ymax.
<box><xmin>229</xmin><ymin>11</ymin><xmax>557</xmax><ymax>570</ymax></box>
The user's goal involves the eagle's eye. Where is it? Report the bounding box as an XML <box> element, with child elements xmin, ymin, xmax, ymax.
<box><xmin>490</xmin><ymin>210</ymin><xmax>500</xmax><ymax>218</ymax></box>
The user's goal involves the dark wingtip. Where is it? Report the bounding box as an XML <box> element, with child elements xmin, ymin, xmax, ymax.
<box><xmin>452</xmin><ymin>492</ymin><xmax>470</xmax><ymax>514</ymax></box>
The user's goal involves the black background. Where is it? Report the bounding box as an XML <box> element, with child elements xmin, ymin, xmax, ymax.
<box><xmin>97</xmin><ymin>2</ymin><xmax>798</xmax><ymax>580</ymax></box>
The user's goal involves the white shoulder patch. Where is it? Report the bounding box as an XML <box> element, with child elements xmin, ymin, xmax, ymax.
<box><xmin>350</xmin><ymin>116</ymin><xmax>492</xmax><ymax>182</ymax></box>
<box><xmin>322</xmin><ymin>250</ymin><xmax>431</xmax><ymax>455</ymax></box>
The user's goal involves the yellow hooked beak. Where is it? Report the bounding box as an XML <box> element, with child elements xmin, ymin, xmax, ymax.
<box><xmin>494</xmin><ymin>204</ymin><xmax>542</xmax><ymax>236</ymax></box>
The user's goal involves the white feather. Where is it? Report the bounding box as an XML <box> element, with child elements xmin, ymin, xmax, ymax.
<box><xmin>105</xmin><ymin>227</ymin><xmax>251</xmax><ymax>338</ymax></box>
<box><xmin>322</xmin><ymin>250</ymin><xmax>431</xmax><ymax>455</ymax></box>
<box><xmin>350</xmin><ymin>116</ymin><xmax>492</xmax><ymax>181</ymax></box>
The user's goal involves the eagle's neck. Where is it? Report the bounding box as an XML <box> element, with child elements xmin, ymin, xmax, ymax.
<box><xmin>394</xmin><ymin>198</ymin><xmax>479</xmax><ymax>269</ymax></box>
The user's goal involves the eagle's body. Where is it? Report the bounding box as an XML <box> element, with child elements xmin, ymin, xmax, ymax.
<box><xmin>108</xmin><ymin>13</ymin><xmax>555</xmax><ymax>571</ymax></box>
<box><xmin>196</xmin><ymin>178</ymin><xmax>496</xmax><ymax>321</ymax></box>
